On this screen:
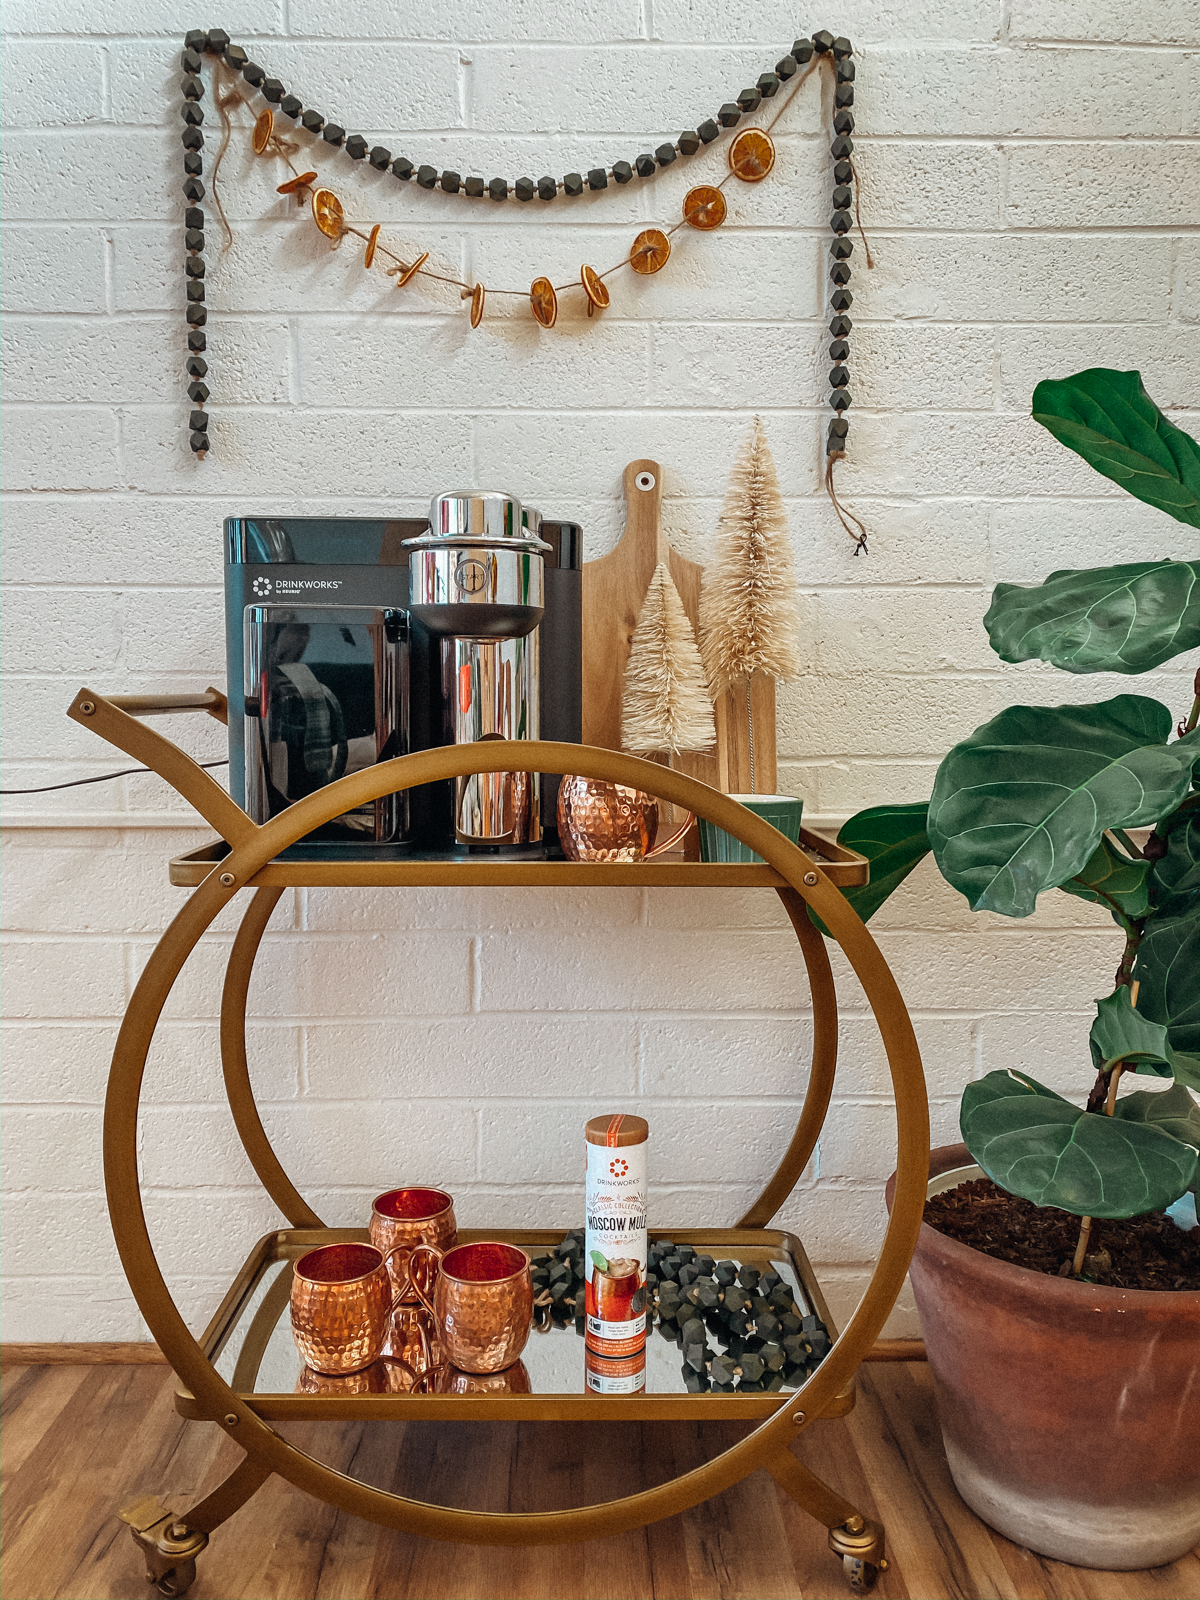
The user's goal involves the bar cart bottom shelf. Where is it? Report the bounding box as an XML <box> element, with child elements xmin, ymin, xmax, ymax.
<box><xmin>179</xmin><ymin>1226</ymin><xmax>854</xmax><ymax>1424</ymax></box>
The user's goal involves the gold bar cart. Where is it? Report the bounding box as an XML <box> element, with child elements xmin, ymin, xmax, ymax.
<box><xmin>70</xmin><ymin>686</ymin><xmax>930</xmax><ymax>1598</ymax></box>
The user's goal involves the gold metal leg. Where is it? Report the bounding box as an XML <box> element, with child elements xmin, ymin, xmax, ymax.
<box><xmin>737</xmin><ymin>887</ymin><xmax>839</xmax><ymax>1228</ymax></box>
<box><xmin>768</xmin><ymin>1451</ymin><xmax>887</xmax><ymax>1594</ymax></box>
<box><xmin>221</xmin><ymin>886</ymin><xmax>323</xmax><ymax>1228</ymax></box>
<box><xmin>183</xmin><ymin>1452</ymin><xmax>276</xmax><ymax>1534</ymax></box>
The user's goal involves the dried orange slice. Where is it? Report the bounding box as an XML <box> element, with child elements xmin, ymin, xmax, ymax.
<box><xmin>629</xmin><ymin>228</ymin><xmax>671</xmax><ymax>275</ymax></box>
<box><xmin>393</xmin><ymin>251</ymin><xmax>428</xmax><ymax>287</ymax></box>
<box><xmin>470</xmin><ymin>283</ymin><xmax>485</xmax><ymax>328</ymax></box>
<box><xmin>530</xmin><ymin>276</ymin><xmax>558</xmax><ymax>328</ymax></box>
<box><xmin>729</xmin><ymin>127</ymin><xmax>775</xmax><ymax>182</ymax></box>
<box><xmin>682</xmin><ymin>184</ymin><xmax>727</xmax><ymax>230</ymax></box>
<box><xmin>311</xmin><ymin>187</ymin><xmax>345</xmax><ymax>239</ymax></box>
<box><xmin>580</xmin><ymin>264</ymin><xmax>610</xmax><ymax>311</ymax></box>
<box><xmin>252</xmin><ymin>109</ymin><xmax>274</xmax><ymax>155</ymax></box>
<box><xmin>364</xmin><ymin>223</ymin><xmax>381</xmax><ymax>269</ymax></box>
<box><xmin>277</xmin><ymin>171</ymin><xmax>318</xmax><ymax>195</ymax></box>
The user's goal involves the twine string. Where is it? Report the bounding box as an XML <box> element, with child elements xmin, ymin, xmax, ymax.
<box><xmin>209</xmin><ymin>58</ymin><xmax>248</xmax><ymax>251</ymax></box>
<box><xmin>825</xmin><ymin>453</ymin><xmax>869</xmax><ymax>555</ymax></box>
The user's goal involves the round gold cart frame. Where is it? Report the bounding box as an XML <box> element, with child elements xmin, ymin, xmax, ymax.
<box><xmin>69</xmin><ymin>687</ymin><xmax>929</xmax><ymax>1597</ymax></box>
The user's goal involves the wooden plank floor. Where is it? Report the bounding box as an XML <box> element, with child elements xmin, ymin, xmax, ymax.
<box><xmin>2</xmin><ymin>1362</ymin><xmax>1197</xmax><ymax>1600</ymax></box>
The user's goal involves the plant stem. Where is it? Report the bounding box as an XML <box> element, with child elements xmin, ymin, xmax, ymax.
<box><xmin>1075</xmin><ymin>1001</ymin><xmax>1134</xmax><ymax>1278</ymax></box>
<box><xmin>1070</xmin><ymin>1216</ymin><xmax>1093</xmax><ymax>1278</ymax></box>
<box><xmin>1105</xmin><ymin>1060</ymin><xmax>1126</xmax><ymax>1115</ymax></box>
<box><xmin>1108</xmin><ymin>828</ymin><xmax>1144</xmax><ymax>860</ymax></box>
<box><xmin>1181</xmin><ymin>666</ymin><xmax>1199</xmax><ymax>736</ymax></box>
<box><xmin>1113</xmin><ymin>919</ymin><xmax>1145</xmax><ymax>991</ymax></box>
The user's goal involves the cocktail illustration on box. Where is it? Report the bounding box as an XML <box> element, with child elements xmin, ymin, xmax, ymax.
<box><xmin>584</xmin><ymin>1254</ymin><xmax>643</xmax><ymax>1325</ymax></box>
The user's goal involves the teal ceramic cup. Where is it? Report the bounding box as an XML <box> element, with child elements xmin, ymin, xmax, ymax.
<box><xmin>698</xmin><ymin>794</ymin><xmax>804</xmax><ymax>864</ymax></box>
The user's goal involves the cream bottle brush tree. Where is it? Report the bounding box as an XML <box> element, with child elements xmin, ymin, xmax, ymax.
<box><xmin>620</xmin><ymin>563</ymin><xmax>716</xmax><ymax>756</ymax></box>
<box><xmin>699</xmin><ymin>417</ymin><xmax>803</xmax><ymax>794</ymax></box>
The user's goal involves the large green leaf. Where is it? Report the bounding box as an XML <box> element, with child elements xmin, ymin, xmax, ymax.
<box><xmin>1133</xmin><ymin>909</ymin><xmax>1200</xmax><ymax>1089</ymax></box>
<box><xmin>1113</xmin><ymin>1082</ymin><xmax>1200</xmax><ymax>1164</ymax></box>
<box><xmin>985</xmin><ymin>561</ymin><xmax>1200</xmax><ymax>675</ymax></box>
<box><xmin>1149</xmin><ymin>811</ymin><xmax>1200</xmax><ymax>920</ymax></box>
<box><xmin>1032</xmin><ymin>369</ymin><xmax>1200</xmax><ymax>528</ymax></box>
<box><xmin>929</xmin><ymin>696</ymin><xmax>1200</xmax><ymax>918</ymax></box>
<box><xmin>961</xmin><ymin>1068</ymin><xmax>1198</xmax><ymax>1218</ymax></box>
<box><xmin>1089</xmin><ymin>986</ymin><xmax>1177</xmax><ymax>1079</ymax></box>
<box><xmin>1059</xmin><ymin>834</ymin><xmax>1150</xmax><ymax>927</ymax></box>
<box><xmin>809</xmin><ymin>803</ymin><xmax>930</xmax><ymax>935</ymax></box>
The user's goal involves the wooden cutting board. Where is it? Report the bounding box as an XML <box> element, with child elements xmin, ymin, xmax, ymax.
<box><xmin>581</xmin><ymin>460</ymin><xmax>720</xmax><ymax>796</ymax></box>
<box><xmin>581</xmin><ymin>458</ymin><xmax>777</xmax><ymax>799</ymax></box>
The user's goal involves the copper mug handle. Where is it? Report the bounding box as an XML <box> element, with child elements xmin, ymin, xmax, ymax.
<box><xmin>405</xmin><ymin>1242</ymin><xmax>444</xmax><ymax>1319</ymax></box>
<box><xmin>382</xmin><ymin>1244</ymin><xmax>422</xmax><ymax>1320</ymax></box>
<box><xmin>644</xmin><ymin>809</ymin><xmax>693</xmax><ymax>859</ymax></box>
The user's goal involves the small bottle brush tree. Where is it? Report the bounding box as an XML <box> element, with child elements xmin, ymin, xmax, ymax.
<box><xmin>825</xmin><ymin>369</ymin><xmax>1200</xmax><ymax>1266</ymax></box>
<box><xmin>699</xmin><ymin>416</ymin><xmax>802</xmax><ymax>793</ymax></box>
<box><xmin>621</xmin><ymin>563</ymin><xmax>716</xmax><ymax>756</ymax></box>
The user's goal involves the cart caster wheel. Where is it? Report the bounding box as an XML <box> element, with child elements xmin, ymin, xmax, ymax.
<box><xmin>154</xmin><ymin>1560</ymin><xmax>196</xmax><ymax>1597</ymax></box>
<box><xmin>843</xmin><ymin>1554</ymin><xmax>880</xmax><ymax>1593</ymax></box>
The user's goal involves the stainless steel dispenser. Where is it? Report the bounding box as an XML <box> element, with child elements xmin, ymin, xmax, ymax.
<box><xmin>404</xmin><ymin>491</ymin><xmax>550</xmax><ymax>848</ymax></box>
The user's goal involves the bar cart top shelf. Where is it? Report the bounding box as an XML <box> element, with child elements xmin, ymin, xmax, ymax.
<box><xmin>167</xmin><ymin>828</ymin><xmax>869</xmax><ymax>889</ymax></box>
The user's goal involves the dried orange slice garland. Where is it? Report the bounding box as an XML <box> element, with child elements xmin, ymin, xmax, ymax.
<box><xmin>177</xmin><ymin>27</ymin><xmax>868</xmax><ymax>551</ymax></box>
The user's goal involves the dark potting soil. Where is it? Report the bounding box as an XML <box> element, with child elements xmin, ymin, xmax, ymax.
<box><xmin>924</xmin><ymin>1177</ymin><xmax>1200</xmax><ymax>1291</ymax></box>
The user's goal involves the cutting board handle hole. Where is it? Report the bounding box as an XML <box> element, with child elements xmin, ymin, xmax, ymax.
<box><xmin>634</xmin><ymin>471</ymin><xmax>656</xmax><ymax>492</ymax></box>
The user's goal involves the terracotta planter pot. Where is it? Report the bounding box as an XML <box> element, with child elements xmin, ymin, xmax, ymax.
<box><xmin>887</xmin><ymin>1144</ymin><xmax>1200</xmax><ymax>1569</ymax></box>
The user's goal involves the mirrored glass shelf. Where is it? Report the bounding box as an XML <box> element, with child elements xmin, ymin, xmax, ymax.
<box><xmin>178</xmin><ymin>1228</ymin><xmax>853</xmax><ymax>1423</ymax></box>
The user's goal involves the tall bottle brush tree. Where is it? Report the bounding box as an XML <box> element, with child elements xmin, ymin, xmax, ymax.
<box><xmin>823</xmin><ymin>369</ymin><xmax>1200</xmax><ymax>1265</ymax></box>
<box><xmin>700</xmin><ymin>417</ymin><xmax>803</xmax><ymax>794</ymax></box>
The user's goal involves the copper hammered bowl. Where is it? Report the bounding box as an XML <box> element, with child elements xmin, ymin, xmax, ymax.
<box><xmin>408</xmin><ymin>1240</ymin><xmax>534</xmax><ymax>1374</ymax></box>
<box><xmin>290</xmin><ymin>1241</ymin><xmax>407</xmax><ymax>1375</ymax></box>
<box><xmin>369</xmin><ymin>1186</ymin><xmax>457</xmax><ymax>1302</ymax></box>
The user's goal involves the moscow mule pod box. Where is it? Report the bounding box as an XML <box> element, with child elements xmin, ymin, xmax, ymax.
<box><xmin>584</xmin><ymin>1113</ymin><xmax>649</xmax><ymax>1358</ymax></box>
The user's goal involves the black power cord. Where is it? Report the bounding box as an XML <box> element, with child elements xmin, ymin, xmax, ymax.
<box><xmin>0</xmin><ymin>761</ymin><xmax>229</xmax><ymax>795</ymax></box>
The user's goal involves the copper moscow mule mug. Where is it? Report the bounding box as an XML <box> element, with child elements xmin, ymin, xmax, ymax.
<box><xmin>289</xmin><ymin>1241</ymin><xmax>410</xmax><ymax>1375</ymax></box>
<box><xmin>408</xmin><ymin>1240</ymin><xmax>534</xmax><ymax>1374</ymax></box>
<box><xmin>369</xmin><ymin>1186</ymin><xmax>457</xmax><ymax>1302</ymax></box>
<box><xmin>556</xmin><ymin>776</ymin><xmax>693</xmax><ymax>863</ymax></box>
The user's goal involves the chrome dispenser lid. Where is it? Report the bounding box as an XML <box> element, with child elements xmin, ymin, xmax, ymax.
<box><xmin>403</xmin><ymin>491</ymin><xmax>550</xmax><ymax>551</ymax></box>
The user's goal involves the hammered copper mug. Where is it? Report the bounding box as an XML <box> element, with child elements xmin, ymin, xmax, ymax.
<box><xmin>557</xmin><ymin>776</ymin><xmax>692</xmax><ymax>863</ymax></box>
<box><xmin>408</xmin><ymin>1241</ymin><xmax>534</xmax><ymax>1374</ymax></box>
<box><xmin>368</xmin><ymin>1186</ymin><xmax>457</xmax><ymax>1302</ymax></box>
<box><xmin>290</xmin><ymin>1241</ymin><xmax>409</xmax><ymax>1375</ymax></box>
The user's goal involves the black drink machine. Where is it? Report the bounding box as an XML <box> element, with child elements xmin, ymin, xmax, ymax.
<box><xmin>224</xmin><ymin>497</ymin><xmax>582</xmax><ymax>853</ymax></box>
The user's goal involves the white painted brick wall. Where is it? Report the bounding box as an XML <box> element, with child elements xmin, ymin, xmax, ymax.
<box><xmin>2</xmin><ymin>2</ymin><xmax>1197</xmax><ymax>1346</ymax></box>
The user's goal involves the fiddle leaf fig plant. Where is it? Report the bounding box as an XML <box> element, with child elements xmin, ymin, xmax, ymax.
<box><xmin>819</xmin><ymin>370</ymin><xmax>1200</xmax><ymax>1239</ymax></box>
